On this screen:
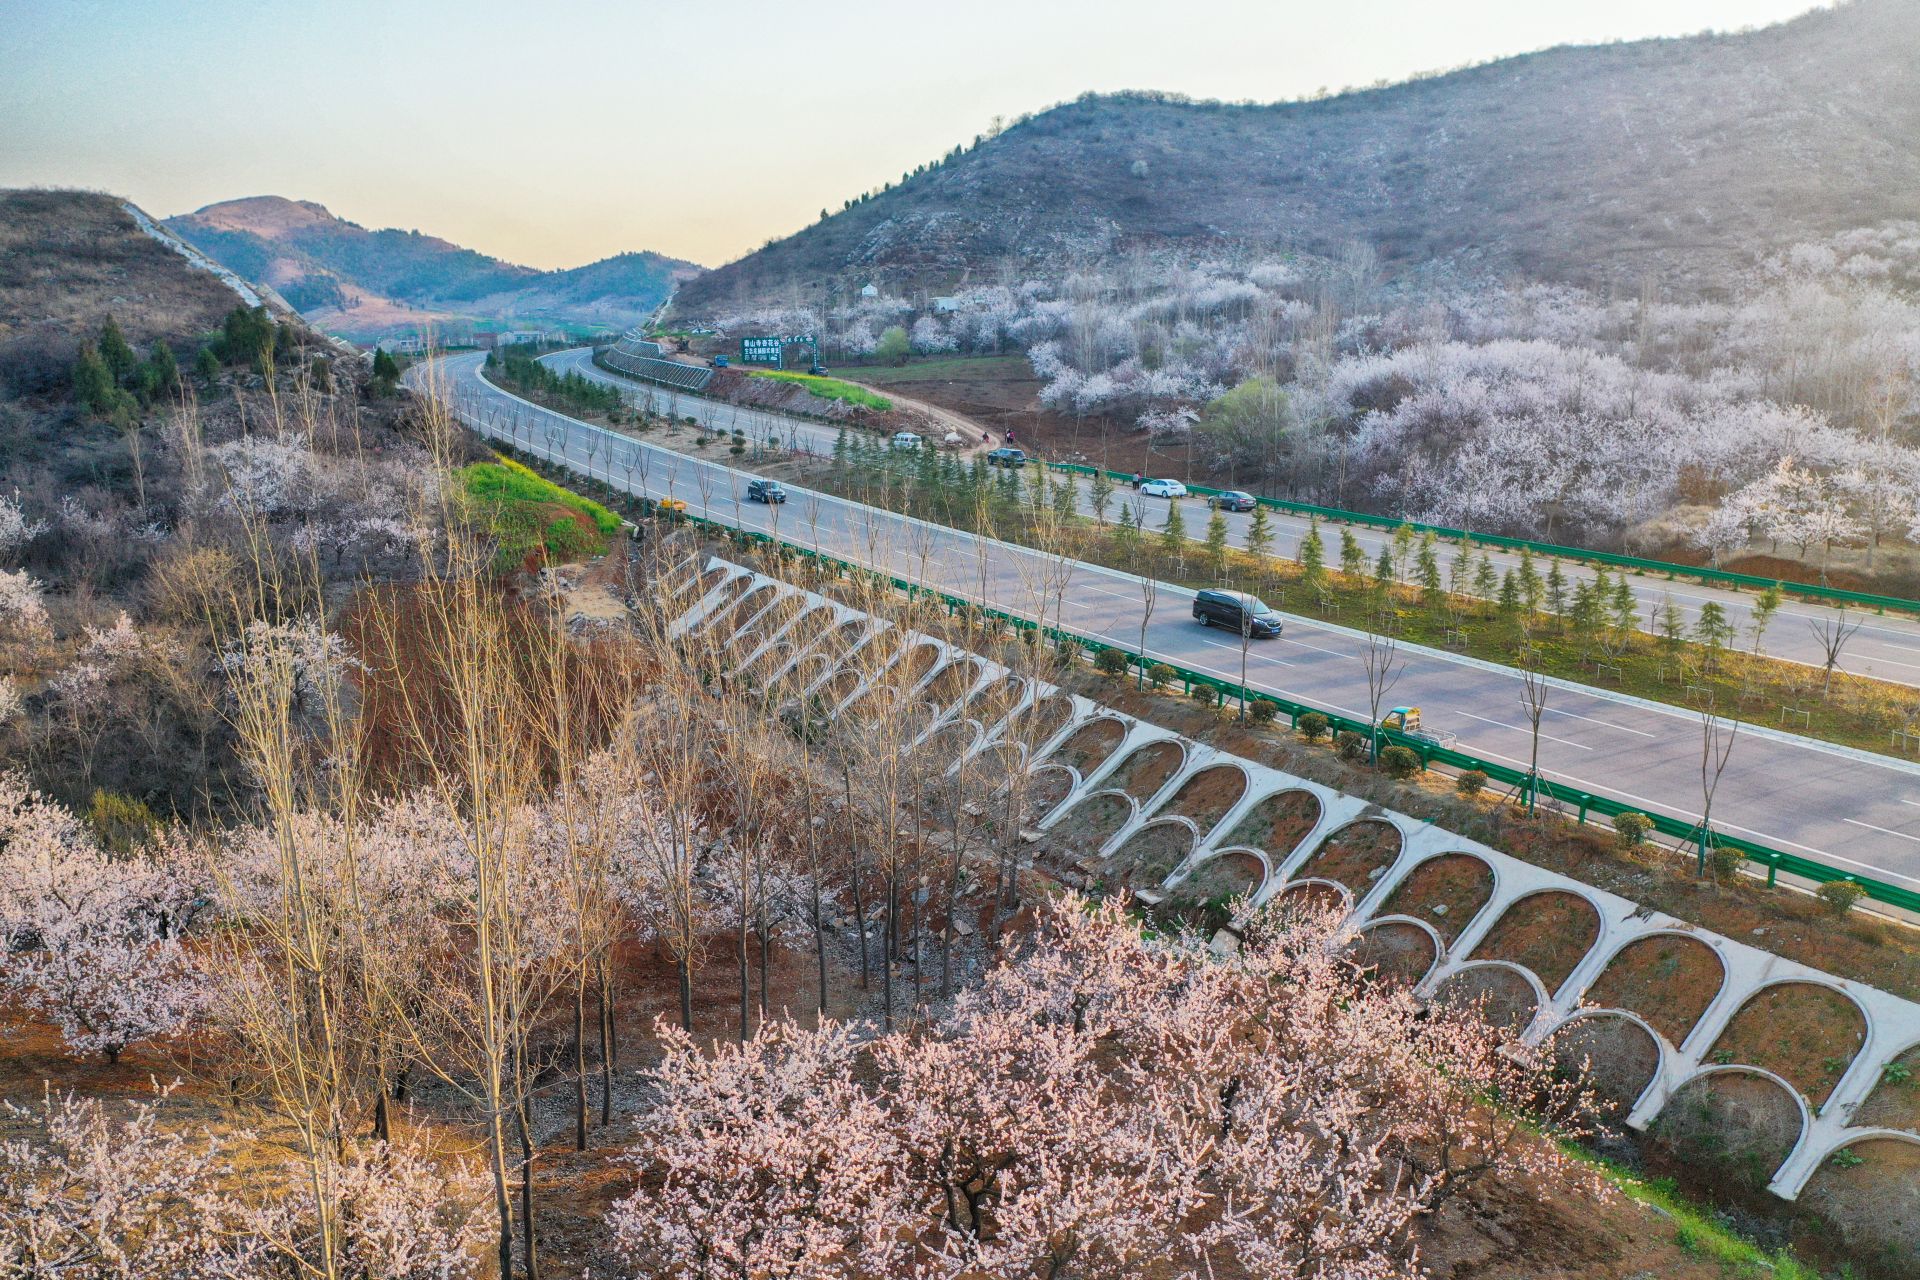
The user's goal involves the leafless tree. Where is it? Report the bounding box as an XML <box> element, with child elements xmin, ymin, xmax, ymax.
<box><xmin>1137</xmin><ymin>576</ymin><xmax>1158</xmax><ymax>689</ymax></box>
<box><xmin>1362</xmin><ymin>631</ymin><xmax>1404</xmax><ymax>761</ymax></box>
<box><xmin>1517</xmin><ymin>665</ymin><xmax>1549</xmax><ymax>814</ymax></box>
<box><xmin>1807</xmin><ymin>609</ymin><xmax>1862</xmax><ymax>696</ymax></box>
<box><xmin>1698</xmin><ymin>701</ymin><xmax>1740</xmax><ymax>877</ymax></box>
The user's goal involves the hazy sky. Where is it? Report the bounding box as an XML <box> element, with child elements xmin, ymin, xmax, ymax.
<box><xmin>4</xmin><ymin>0</ymin><xmax>1827</xmax><ymax>270</ymax></box>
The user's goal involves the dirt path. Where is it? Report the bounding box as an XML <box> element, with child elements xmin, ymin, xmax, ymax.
<box><xmin>839</xmin><ymin>377</ymin><xmax>997</xmax><ymax>455</ymax></box>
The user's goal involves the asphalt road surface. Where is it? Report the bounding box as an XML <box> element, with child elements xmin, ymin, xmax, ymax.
<box><xmin>415</xmin><ymin>351</ymin><xmax>1920</xmax><ymax>897</ymax></box>
<box><xmin>547</xmin><ymin>347</ymin><xmax>1920</xmax><ymax>689</ymax></box>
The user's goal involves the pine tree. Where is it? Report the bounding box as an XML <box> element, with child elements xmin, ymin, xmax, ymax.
<box><xmin>1051</xmin><ymin>473</ymin><xmax>1076</xmax><ymax>522</ymax></box>
<box><xmin>99</xmin><ymin>317</ymin><xmax>138</xmax><ymax>383</ymax></box>
<box><xmin>1113</xmin><ymin>503</ymin><xmax>1140</xmax><ymax>558</ymax></box>
<box><xmin>1390</xmin><ymin>524</ymin><xmax>1415</xmax><ymax>581</ymax></box>
<box><xmin>1657</xmin><ymin>596</ymin><xmax>1686</xmax><ymax>653</ymax></box>
<box><xmin>1749</xmin><ymin>583</ymin><xmax>1782</xmax><ymax>653</ymax></box>
<box><xmin>224</xmin><ymin>305</ymin><xmax>278</xmax><ymax>371</ymax></box>
<box><xmin>1160</xmin><ymin>499</ymin><xmax>1187</xmax><ymax>558</ymax></box>
<box><xmin>371</xmin><ymin>347</ymin><xmax>401</xmax><ymax>383</ymax></box>
<box><xmin>1497</xmin><ymin>569</ymin><xmax>1520</xmax><ymax>617</ymax></box>
<box><xmin>1610</xmin><ymin>577</ymin><xmax>1638</xmax><ymax>639</ymax></box>
<box><xmin>1516</xmin><ymin>548</ymin><xmax>1543</xmax><ymax>614</ymax></box>
<box><xmin>1339</xmin><ymin>528</ymin><xmax>1367</xmax><ymax>580</ymax></box>
<box><xmin>193</xmin><ymin>346</ymin><xmax>221</xmax><ymax>385</ymax></box>
<box><xmin>1694</xmin><ymin>600</ymin><xmax>1735</xmax><ymax>670</ymax></box>
<box><xmin>1448</xmin><ymin>545</ymin><xmax>1472</xmax><ymax>598</ymax></box>
<box><xmin>1244</xmin><ymin>503</ymin><xmax>1274</xmax><ymax>562</ymax></box>
<box><xmin>1416</xmin><ymin>535</ymin><xmax>1444</xmax><ymax>609</ymax></box>
<box><xmin>148</xmin><ymin>342</ymin><xmax>179</xmax><ymax>396</ymax></box>
<box><xmin>1088</xmin><ymin>469</ymin><xmax>1114</xmax><ymax>525</ymax></box>
<box><xmin>1545</xmin><ymin>561</ymin><xmax>1569</xmax><ymax>618</ymax></box>
<box><xmin>1371</xmin><ymin>547</ymin><xmax>1395</xmax><ymax>616</ymax></box>
<box><xmin>71</xmin><ymin>342</ymin><xmax>118</xmax><ymax>415</ymax></box>
<box><xmin>1299</xmin><ymin>520</ymin><xmax>1326</xmax><ymax>591</ymax></box>
<box><xmin>1473</xmin><ymin>553</ymin><xmax>1499</xmax><ymax>601</ymax></box>
<box><xmin>1204</xmin><ymin>509</ymin><xmax>1230</xmax><ymax>577</ymax></box>
<box><xmin>1570</xmin><ymin>580</ymin><xmax>1601</xmax><ymax>654</ymax></box>
<box><xmin>833</xmin><ymin>428</ymin><xmax>850</xmax><ymax>469</ymax></box>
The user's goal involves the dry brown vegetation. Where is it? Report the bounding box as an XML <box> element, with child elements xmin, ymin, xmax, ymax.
<box><xmin>0</xmin><ymin>190</ymin><xmax>243</xmax><ymax>395</ymax></box>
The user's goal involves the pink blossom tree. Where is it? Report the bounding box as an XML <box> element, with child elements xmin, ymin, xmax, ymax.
<box><xmin>613</xmin><ymin>896</ymin><xmax>1599</xmax><ymax>1280</ymax></box>
<box><xmin>0</xmin><ymin>773</ymin><xmax>208</xmax><ymax>1063</ymax></box>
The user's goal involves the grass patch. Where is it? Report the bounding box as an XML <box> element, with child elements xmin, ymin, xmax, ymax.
<box><xmin>748</xmin><ymin>369</ymin><xmax>893</xmax><ymax>411</ymax></box>
<box><xmin>458</xmin><ymin>456</ymin><xmax>620</xmax><ymax>569</ymax></box>
<box><xmin>1563</xmin><ymin>1142</ymin><xmax>1820</xmax><ymax>1279</ymax></box>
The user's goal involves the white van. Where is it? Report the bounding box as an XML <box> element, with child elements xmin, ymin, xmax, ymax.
<box><xmin>890</xmin><ymin>431</ymin><xmax>923</xmax><ymax>451</ymax></box>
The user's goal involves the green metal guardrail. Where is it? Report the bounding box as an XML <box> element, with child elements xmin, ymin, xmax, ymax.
<box><xmin>1045</xmin><ymin>461</ymin><xmax>1920</xmax><ymax>617</ymax></box>
<box><xmin>522</xmin><ymin>451</ymin><xmax>1920</xmax><ymax>917</ymax></box>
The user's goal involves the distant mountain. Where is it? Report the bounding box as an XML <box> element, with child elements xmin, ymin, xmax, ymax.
<box><xmin>673</xmin><ymin>0</ymin><xmax>1920</xmax><ymax>314</ymax></box>
<box><xmin>168</xmin><ymin>196</ymin><xmax>702</xmax><ymax>339</ymax></box>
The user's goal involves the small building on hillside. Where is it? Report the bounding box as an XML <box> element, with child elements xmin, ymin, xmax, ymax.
<box><xmin>932</xmin><ymin>295</ymin><xmax>961</xmax><ymax>313</ymax></box>
<box><xmin>859</xmin><ymin>282</ymin><xmax>880</xmax><ymax>299</ymax></box>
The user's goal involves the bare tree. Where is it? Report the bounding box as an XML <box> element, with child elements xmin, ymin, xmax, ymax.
<box><xmin>1517</xmin><ymin>666</ymin><xmax>1549</xmax><ymax>814</ymax></box>
<box><xmin>1362</xmin><ymin>631</ymin><xmax>1404</xmax><ymax>761</ymax></box>
<box><xmin>1807</xmin><ymin>609</ymin><xmax>1862</xmax><ymax>696</ymax></box>
<box><xmin>1137</xmin><ymin>576</ymin><xmax>1158</xmax><ymax>689</ymax></box>
<box><xmin>1237</xmin><ymin>604</ymin><xmax>1256</xmax><ymax>720</ymax></box>
<box><xmin>1698</xmin><ymin>702</ymin><xmax>1740</xmax><ymax>877</ymax></box>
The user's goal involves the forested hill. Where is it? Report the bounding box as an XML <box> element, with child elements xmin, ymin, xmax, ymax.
<box><xmin>673</xmin><ymin>0</ymin><xmax>1920</xmax><ymax>313</ymax></box>
<box><xmin>167</xmin><ymin>196</ymin><xmax>702</xmax><ymax>338</ymax></box>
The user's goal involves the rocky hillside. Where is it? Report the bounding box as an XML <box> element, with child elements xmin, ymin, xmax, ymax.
<box><xmin>674</xmin><ymin>0</ymin><xmax>1920</xmax><ymax>313</ymax></box>
<box><xmin>168</xmin><ymin>196</ymin><xmax>702</xmax><ymax>339</ymax></box>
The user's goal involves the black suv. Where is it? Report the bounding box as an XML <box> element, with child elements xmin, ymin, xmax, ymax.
<box><xmin>1207</xmin><ymin>490</ymin><xmax>1257</xmax><ymax>512</ymax></box>
<box><xmin>985</xmin><ymin>447</ymin><xmax>1027</xmax><ymax>467</ymax></box>
<box><xmin>746</xmin><ymin>478</ymin><xmax>787</xmax><ymax>504</ymax></box>
<box><xmin>1192</xmin><ymin>589</ymin><xmax>1283</xmax><ymax>637</ymax></box>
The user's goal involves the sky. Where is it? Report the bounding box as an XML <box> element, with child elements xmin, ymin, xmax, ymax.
<box><xmin>3</xmin><ymin>0</ymin><xmax>1830</xmax><ymax>271</ymax></box>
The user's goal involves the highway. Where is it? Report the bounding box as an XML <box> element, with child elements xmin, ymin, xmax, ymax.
<box><xmin>549</xmin><ymin>345</ymin><xmax>1920</xmax><ymax>691</ymax></box>
<box><xmin>416</xmin><ymin>351</ymin><xmax>1920</xmax><ymax>897</ymax></box>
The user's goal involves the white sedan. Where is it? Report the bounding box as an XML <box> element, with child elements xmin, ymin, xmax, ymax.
<box><xmin>1139</xmin><ymin>478</ymin><xmax>1189</xmax><ymax>498</ymax></box>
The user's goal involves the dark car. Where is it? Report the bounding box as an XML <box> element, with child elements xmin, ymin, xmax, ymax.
<box><xmin>985</xmin><ymin>447</ymin><xmax>1028</xmax><ymax>468</ymax></box>
<box><xmin>1192</xmin><ymin>589</ymin><xmax>1283</xmax><ymax>638</ymax></box>
<box><xmin>1207</xmin><ymin>490</ymin><xmax>1257</xmax><ymax>512</ymax></box>
<box><xmin>746</xmin><ymin>478</ymin><xmax>787</xmax><ymax>504</ymax></box>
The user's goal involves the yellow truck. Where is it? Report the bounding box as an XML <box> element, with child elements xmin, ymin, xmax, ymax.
<box><xmin>1381</xmin><ymin>706</ymin><xmax>1457</xmax><ymax>750</ymax></box>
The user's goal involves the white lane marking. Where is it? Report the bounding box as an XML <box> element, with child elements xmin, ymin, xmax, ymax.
<box><xmin>1467</xmin><ymin>745</ymin><xmax>1537</xmax><ymax>770</ymax></box>
<box><xmin>1279</xmin><ymin>635</ymin><xmax>1354</xmax><ymax>660</ymax></box>
<box><xmin>1903</xmin><ymin>799</ymin><xmax>1920</xmax><ymax>809</ymax></box>
<box><xmin>1194</xmin><ymin>636</ymin><xmax>1296</xmax><ymax>667</ymax></box>
<box><xmin>1515</xmin><ymin>765</ymin><xmax>1920</xmax><ymax>886</ymax></box>
<box><xmin>1843</xmin><ymin>818</ymin><xmax>1920</xmax><ymax>846</ymax></box>
<box><xmin>1452</xmin><ymin>710</ymin><xmax>1592</xmax><ymax>750</ymax></box>
<box><xmin>1540</xmin><ymin>706</ymin><xmax>1657</xmax><ymax>738</ymax></box>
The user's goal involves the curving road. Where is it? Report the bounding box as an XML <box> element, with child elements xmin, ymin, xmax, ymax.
<box><xmin>414</xmin><ymin>351</ymin><xmax>1920</xmax><ymax>900</ymax></box>
<box><xmin>549</xmin><ymin>347</ymin><xmax>1920</xmax><ymax>690</ymax></box>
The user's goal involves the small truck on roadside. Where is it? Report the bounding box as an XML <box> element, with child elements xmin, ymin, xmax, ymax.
<box><xmin>1381</xmin><ymin>706</ymin><xmax>1457</xmax><ymax>750</ymax></box>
